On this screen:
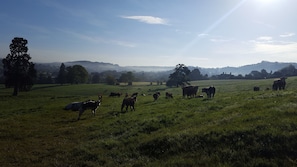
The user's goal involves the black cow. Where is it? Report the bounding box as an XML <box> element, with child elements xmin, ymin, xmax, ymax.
<box><xmin>272</xmin><ymin>77</ymin><xmax>286</xmax><ymax>90</ymax></box>
<box><xmin>182</xmin><ymin>86</ymin><xmax>198</xmax><ymax>98</ymax></box>
<box><xmin>121</xmin><ymin>96</ymin><xmax>137</xmax><ymax>112</ymax></box>
<box><xmin>202</xmin><ymin>86</ymin><xmax>216</xmax><ymax>98</ymax></box>
<box><xmin>165</xmin><ymin>92</ymin><xmax>173</xmax><ymax>99</ymax></box>
<box><xmin>254</xmin><ymin>86</ymin><xmax>260</xmax><ymax>91</ymax></box>
<box><xmin>131</xmin><ymin>92</ymin><xmax>138</xmax><ymax>97</ymax></box>
<box><xmin>153</xmin><ymin>92</ymin><xmax>161</xmax><ymax>101</ymax></box>
<box><xmin>109</xmin><ymin>92</ymin><xmax>122</xmax><ymax>97</ymax></box>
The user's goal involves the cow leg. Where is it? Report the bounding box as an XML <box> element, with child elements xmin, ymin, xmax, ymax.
<box><xmin>121</xmin><ymin>103</ymin><xmax>124</xmax><ymax>112</ymax></box>
<box><xmin>131</xmin><ymin>105</ymin><xmax>135</xmax><ymax>111</ymax></box>
<box><xmin>78</xmin><ymin>108</ymin><xmax>85</xmax><ymax>120</ymax></box>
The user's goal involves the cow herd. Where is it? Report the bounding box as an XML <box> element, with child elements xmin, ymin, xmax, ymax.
<box><xmin>65</xmin><ymin>77</ymin><xmax>288</xmax><ymax>120</ymax></box>
<box><xmin>64</xmin><ymin>85</ymin><xmax>216</xmax><ymax>120</ymax></box>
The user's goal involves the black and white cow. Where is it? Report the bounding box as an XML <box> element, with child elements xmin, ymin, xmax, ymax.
<box><xmin>202</xmin><ymin>86</ymin><xmax>216</xmax><ymax>98</ymax></box>
<box><xmin>153</xmin><ymin>92</ymin><xmax>161</xmax><ymax>101</ymax></box>
<box><xmin>77</xmin><ymin>99</ymin><xmax>101</xmax><ymax>120</ymax></box>
<box><xmin>65</xmin><ymin>96</ymin><xmax>102</xmax><ymax>120</ymax></box>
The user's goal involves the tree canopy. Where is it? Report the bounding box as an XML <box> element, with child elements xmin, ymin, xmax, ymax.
<box><xmin>166</xmin><ymin>64</ymin><xmax>191</xmax><ymax>87</ymax></box>
<box><xmin>66</xmin><ymin>65</ymin><xmax>89</xmax><ymax>84</ymax></box>
<box><xmin>56</xmin><ymin>63</ymin><xmax>67</xmax><ymax>85</ymax></box>
<box><xmin>119</xmin><ymin>71</ymin><xmax>135</xmax><ymax>84</ymax></box>
<box><xmin>2</xmin><ymin>37</ymin><xmax>36</xmax><ymax>96</ymax></box>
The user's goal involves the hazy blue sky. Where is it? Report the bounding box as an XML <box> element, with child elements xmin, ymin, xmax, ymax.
<box><xmin>1</xmin><ymin>0</ymin><xmax>297</xmax><ymax>68</ymax></box>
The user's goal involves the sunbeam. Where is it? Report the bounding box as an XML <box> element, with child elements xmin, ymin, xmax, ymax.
<box><xmin>174</xmin><ymin>0</ymin><xmax>248</xmax><ymax>60</ymax></box>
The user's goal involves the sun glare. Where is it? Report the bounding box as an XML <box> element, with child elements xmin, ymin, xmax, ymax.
<box><xmin>257</xmin><ymin>0</ymin><xmax>278</xmax><ymax>5</ymax></box>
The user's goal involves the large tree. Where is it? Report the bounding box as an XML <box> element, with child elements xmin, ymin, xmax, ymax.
<box><xmin>166</xmin><ymin>64</ymin><xmax>191</xmax><ymax>87</ymax></box>
<box><xmin>119</xmin><ymin>71</ymin><xmax>135</xmax><ymax>85</ymax></box>
<box><xmin>2</xmin><ymin>37</ymin><xmax>36</xmax><ymax>96</ymax></box>
<box><xmin>56</xmin><ymin>63</ymin><xmax>67</xmax><ymax>85</ymax></box>
<box><xmin>66</xmin><ymin>65</ymin><xmax>88</xmax><ymax>84</ymax></box>
<box><xmin>189</xmin><ymin>68</ymin><xmax>204</xmax><ymax>81</ymax></box>
<box><xmin>105</xmin><ymin>75</ymin><xmax>116</xmax><ymax>85</ymax></box>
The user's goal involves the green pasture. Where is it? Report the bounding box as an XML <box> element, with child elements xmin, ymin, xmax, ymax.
<box><xmin>1</xmin><ymin>77</ymin><xmax>297</xmax><ymax>166</ymax></box>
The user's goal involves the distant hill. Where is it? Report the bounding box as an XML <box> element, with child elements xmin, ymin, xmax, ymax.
<box><xmin>13</xmin><ymin>60</ymin><xmax>297</xmax><ymax>76</ymax></box>
<box><xmin>198</xmin><ymin>61</ymin><xmax>297</xmax><ymax>76</ymax></box>
<box><xmin>34</xmin><ymin>61</ymin><xmax>174</xmax><ymax>74</ymax></box>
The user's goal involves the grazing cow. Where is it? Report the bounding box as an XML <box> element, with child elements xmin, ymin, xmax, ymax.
<box><xmin>109</xmin><ymin>92</ymin><xmax>122</xmax><ymax>97</ymax></box>
<box><xmin>131</xmin><ymin>92</ymin><xmax>138</xmax><ymax>97</ymax></box>
<box><xmin>153</xmin><ymin>92</ymin><xmax>161</xmax><ymax>101</ymax></box>
<box><xmin>182</xmin><ymin>86</ymin><xmax>198</xmax><ymax>98</ymax></box>
<box><xmin>121</xmin><ymin>96</ymin><xmax>137</xmax><ymax>112</ymax></box>
<box><xmin>64</xmin><ymin>102</ymin><xmax>83</xmax><ymax>111</ymax></box>
<box><xmin>202</xmin><ymin>86</ymin><xmax>216</xmax><ymax>98</ymax></box>
<box><xmin>272</xmin><ymin>77</ymin><xmax>286</xmax><ymax>90</ymax></box>
<box><xmin>165</xmin><ymin>92</ymin><xmax>173</xmax><ymax>99</ymax></box>
<box><xmin>253</xmin><ymin>86</ymin><xmax>260</xmax><ymax>91</ymax></box>
<box><xmin>77</xmin><ymin>96</ymin><xmax>102</xmax><ymax>120</ymax></box>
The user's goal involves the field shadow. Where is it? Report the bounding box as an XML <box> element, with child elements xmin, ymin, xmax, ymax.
<box><xmin>148</xmin><ymin>88</ymin><xmax>167</xmax><ymax>93</ymax></box>
<box><xmin>31</xmin><ymin>84</ymin><xmax>66</xmax><ymax>91</ymax></box>
<box><xmin>55</xmin><ymin>117</ymin><xmax>88</xmax><ymax>124</ymax></box>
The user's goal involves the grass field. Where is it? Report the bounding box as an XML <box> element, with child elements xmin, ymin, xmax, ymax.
<box><xmin>1</xmin><ymin>77</ymin><xmax>297</xmax><ymax>166</ymax></box>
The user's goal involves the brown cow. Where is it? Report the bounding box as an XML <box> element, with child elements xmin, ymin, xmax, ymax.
<box><xmin>182</xmin><ymin>86</ymin><xmax>198</xmax><ymax>98</ymax></box>
<box><xmin>121</xmin><ymin>96</ymin><xmax>137</xmax><ymax>112</ymax></box>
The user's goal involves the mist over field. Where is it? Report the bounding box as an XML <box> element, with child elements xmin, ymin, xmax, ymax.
<box><xmin>33</xmin><ymin>60</ymin><xmax>297</xmax><ymax>75</ymax></box>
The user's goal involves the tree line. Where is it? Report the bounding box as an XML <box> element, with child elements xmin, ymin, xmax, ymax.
<box><xmin>2</xmin><ymin>37</ymin><xmax>297</xmax><ymax>95</ymax></box>
<box><xmin>209</xmin><ymin>65</ymin><xmax>297</xmax><ymax>80</ymax></box>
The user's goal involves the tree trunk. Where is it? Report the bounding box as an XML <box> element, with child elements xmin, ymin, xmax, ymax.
<box><xmin>13</xmin><ymin>81</ymin><xmax>19</xmax><ymax>96</ymax></box>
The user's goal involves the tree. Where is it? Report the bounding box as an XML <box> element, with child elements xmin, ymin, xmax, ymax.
<box><xmin>260</xmin><ymin>69</ymin><xmax>269</xmax><ymax>78</ymax></box>
<box><xmin>249</xmin><ymin>70</ymin><xmax>262</xmax><ymax>79</ymax></box>
<box><xmin>66</xmin><ymin>65</ymin><xmax>88</xmax><ymax>84</ymax></box>
<box><xmin>56</xmin><ymin>63</ymin><xmax>67</xmax><ymax>85</ymax></box>
<box><xmin>105</xmin><ymin>75</ymin><xmax>116</xmax><ymax>85</ymax></box>
<box><xmin>278</xmin><ymin>64</ymin><xmax>297</xmax><ymax>77</ymax></box>
<box><xmin>189</xmin><ymin>68</ymin><xmax>204</xmax><ymax>81</ymax></box>
<box><xmin>119</xmin><ymin>71</ymin><xmax>135</xmax><ymax>85</ymax></box>
<box><xmin>166</xmin><ymin>64</ymin><xmax>191</xmax><ymax>87</ymax></box>
<box><xmin>2</xmin><ymin>37</ymin><xmax>36</xmax><ymax>96</ymax></box>
<box><xmin>37</xmin><ymin>72</ymin><xmax>53</xmax><ymax>84</ymax></box>
<box><xmin>91</xmin><ymin>72</ymin><xmax>100</xmax><ymax>83</ymax></box>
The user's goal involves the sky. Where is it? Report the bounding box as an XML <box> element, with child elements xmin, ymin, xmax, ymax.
<box><xmin>1</xmin><ymin>0</ymin><xmax>297</xmax><ymax>68</ymax></box>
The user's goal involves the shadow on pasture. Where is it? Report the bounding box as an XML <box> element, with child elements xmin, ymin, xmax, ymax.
<box><xmin>31</xmin><ymin>84</ymin><xmax>66</xmax><ymax>91</ymax></box>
